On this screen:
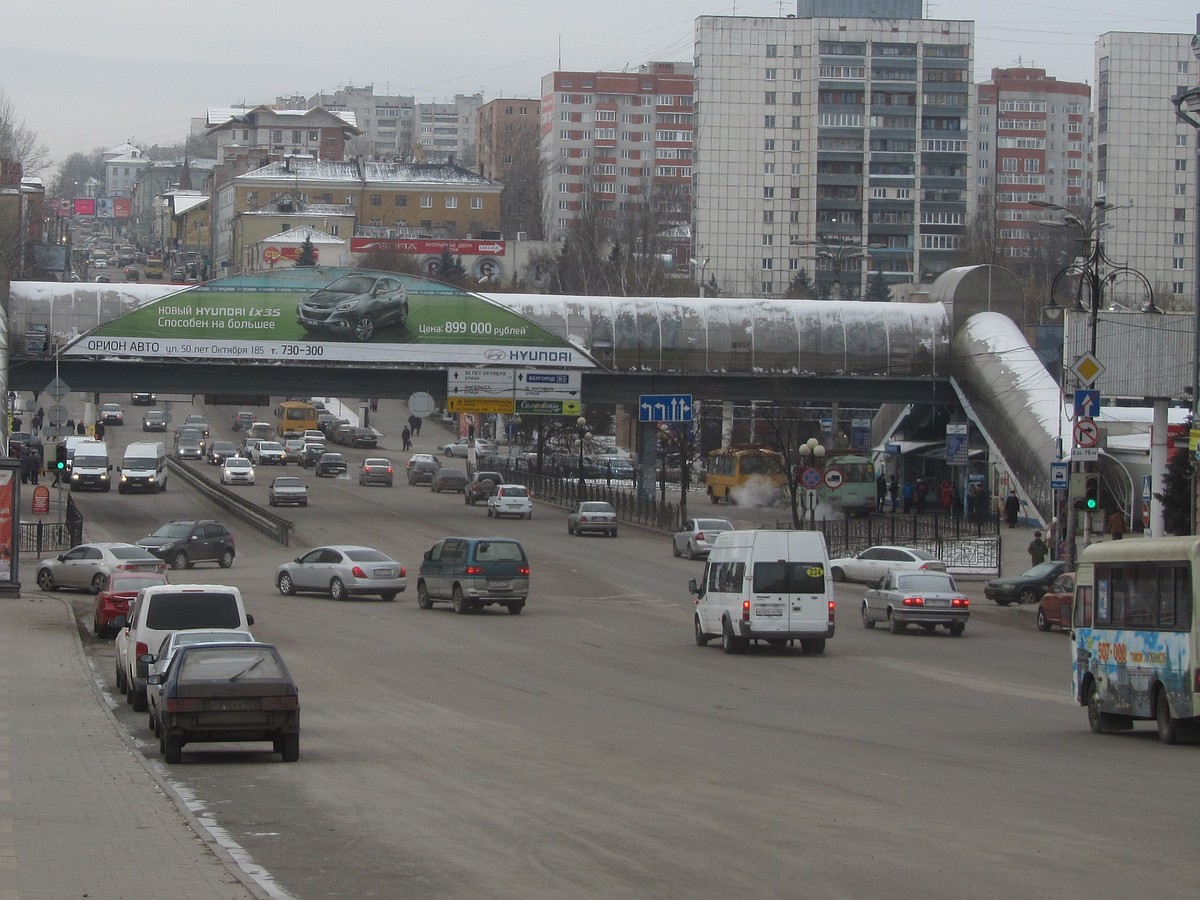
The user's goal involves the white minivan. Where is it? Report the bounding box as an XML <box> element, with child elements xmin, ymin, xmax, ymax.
<box><xmin>118</xmin><ymin>441</ymin><xmax>168</xmax><ymax>493</ymax></box>
<box><xmin>68</xmin><ymin>440</ymin><xmax>112</xmax><ymax>492</ymax></box>
<box><xmin>690</xmin><ymin>529</ymin><xmax>835</xmax><ymax>655</ymax></box>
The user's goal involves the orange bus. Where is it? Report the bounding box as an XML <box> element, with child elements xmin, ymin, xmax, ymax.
<box><xmin>705</xmin><ymin>445</ymin><xmax>787</xmax><ymax>505</ymax></box>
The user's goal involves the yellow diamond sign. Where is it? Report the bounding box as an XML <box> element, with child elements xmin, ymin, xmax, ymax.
<box><xmin>1070</xmin><ymin>352</ymin><xmax>1104</xmax><ymax>386</ymax></box>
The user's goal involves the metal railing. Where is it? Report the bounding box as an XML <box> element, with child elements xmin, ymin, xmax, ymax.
<box><xmin>18</xmin><ymin>494</ymin><xmax>85</xmax><ymax>554</ymax></box>
<box><xmin>166</xmin><ymin>459</ymin><xmax>293</xmax><ymax>546</ymax></box>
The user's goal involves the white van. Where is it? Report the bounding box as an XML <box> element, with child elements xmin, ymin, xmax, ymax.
<box><xmin>690</xmin><ymin>529</ymin><xmax>835</xmax><ymax>655</ymax></box>
<box><xmin>68</xmin><ymin>440</ymin><xmax>112</xmax><ymax>492</ymax></box>
<box><xmin>118</xmin><ymin>441</ymin><xmax>168</xmax><ymax>494</ymax></box>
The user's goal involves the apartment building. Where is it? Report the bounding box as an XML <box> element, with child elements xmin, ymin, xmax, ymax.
<box><xmin>539</xmin><ymin>62</ymin><xmax>694</xmax><ymax>255</ymax></box>
<box><xmin>694</xmin><ymin>5</ymin><xmax>972</xmax><ymax>298</ymax></box>
<box><xmin>1095</xmin><ymin>30</ymin><xmax>1196</xmax><ymax>308</ymax></box>
<box><xmin>976</xmin><ymin>67</ymin><xmax>1090</xmax><ymax>262</ymax></box>
<box><xmin>306</xmin><ymin>85</ymin><xmax>416</xmax><ymax>161</ymax></box>
<box><xmin>416</xmin><ymin>94</ymin><xmax>483</xmax><ymax>167</ymax></box>
<box><xmin>206</xmin><ymin>105</ymin><xmax>362</xmax><ymax>164</ymax></box>
<box><xmin>477</xmin><ymin>98</ymin><xmax>541</xmax><ymax>239</ymax></box>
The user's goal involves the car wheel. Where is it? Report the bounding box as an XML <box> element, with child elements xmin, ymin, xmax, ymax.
<box><xmin>417</xmin><ymin>583</ymin><xmax>432</xmax><ymax>609</ymax></box>
<box><xmin>115</xmin><ymin>660</ymin><xmax>126</xmax><ymax>692</ymax></box>
<box><xmin>694</xmin><ymin>615</ymin><xmax>712</xmax><ymax>646</ymax></box>
<box><xmin>721</xmin><ymin>618</ymin><xmax>744</xmax><ymax>654</ymax></box>
<box><xmin>487</xmin><ymin>506</ymin><xmax>493</xmax><ymax>517</ymax></box>
<box><xmin>218</xmin><ymin>549</ymin><xmax>234</xmax><ymax>569</ymax></box>
<box><xmin>611</xmin><ymin>528</ymin><xmax>618</xmax><ymax>538</ymax></box>
<box><xmin>330</xmin><ymin>577</ymin><xmax>347</xmax><ymax>601</ymax></box>
<box><xmin>568</xmin><ymin>522</ymin><xmax>574</xmax><ymax>535</ymax></box>
<box><xmin>993</xmin><ymin>596</ymin><xmax>1013</xmax><ymax>607</ymax></box>
<box><xmin>270</xmin><ymin>497</ymin><xmax>277</xmax><ymax>506</ymax></box>
<box><xmin>353</xmin><ymin>315</ymin><xmax>376</xmax><ymax>341</ymax></box>
<box><xmin>36</xmin><ymin>568</ymin><xmax>56</xmax><ymax>591</ymax></box>
<box><xmin>379</xmin><ymin>591</ymin><xmax>398</xmax><ymax>602</ymax></box>
<box><xmin>163</xmin><ymin>734</ymin><xmax>183</xmax><ymax>764</ymax></box>
<box><xmin>1018</xmin><ymin>587</ymin><xmax>1038</xmax><ymax>605</ymax></box>
<box><xmin>1036</xmin><ymin>608</ymin><xmax>1050</xmax><ymax>631</ymax></box>
<box><xmin>507</xmin><ymin>602</ymin><xmax>523</xmax><ymax>615</ymax></box>
<box><xmin>92</xmin><ymin>616</ymin><xmax>102</xmax><ymax>638</ymax></box>
<box><xmin>1086</xmin><ymin>682</ymin><xmax>1112</xmax><ymax>735</ymax></box>
<box><xmin>452</xmin><ymin>585</ymin><xmax>468</xmax><ymax>614</ymax></box>
<box><xmin>171</xmin><ymin>550</ymin><xmax>189</xmax><ymax>570</ymax></box>
<box><xmin>280</xmin><ymin>733</ymin><xmax>300</xmax><ymax>762</ymax></box>
<box><xmin>948</xmin><ymin>622</ymin><xmax>965</xmax><ymax>637</ymax></box>
<box><xmin>525</xmin><ymin>511</ymin><xmax>532</xmax><ymax>520</ymax></box>
<box><xmin>888</xmin><ymin>612</ymin><xmax>905</xmax><ymax>634</ymax></box>
<box><xmin>1156</xmin><ymin>689</ymin><xmax>1179</xmax><ymax>744</ymax></box>
<box><xmin>277</xmin><ymin>573</ymin><xmax>295</xmax><ymax>596</ymax></box>
<box><xmin>800</xmin><ymin>639</ymin><xmax>826</xmax><ymax>655</ymax></box>
<box><xmin>672</xmin><ymin>541</ymin><xmax>681</xmax><ymax>557</ymax></box>
<box><xmin>90</xmin><ymin>573</ymin><xmax>105</xmax><ymax>593</ymax></box>
<box><xmin>685</xmin><ymin>543</ymin><xmax>696</xmax><ymax>560</ymax></box>
<box><xmin>921</xmin><ymin>624</ymin><xmax>937</xmax><ymax>635</ymax></box>
<box><xmin>861</xmin><ymin>604</ymin><xmax>875</xmax><ymax>629</ymax></box>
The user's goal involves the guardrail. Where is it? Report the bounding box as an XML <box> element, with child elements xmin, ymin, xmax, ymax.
<box><xmin>166</xmin><ymin>459</ymin><xmax>293</xmax><ymax>546</ymax></box>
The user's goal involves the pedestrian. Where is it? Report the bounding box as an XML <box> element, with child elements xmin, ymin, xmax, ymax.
<box><xmin>11</xmin><ymin>415</ymin><xmax>21</xmax><ymax>433</ymax></box>
<box><xmin>32</xmin><ymin>407</ymin><xmax>44</xmax><ymax>435</ymax></box>
<box><xmin>887</xmin><ymin>475</ymin><xmax>899</xmax><ymax>512</ymax></box>
<box><xmin>875</xmin><ymin>472</ymin><xmax>887</xmax><ymax>513</ymax></box>
<box><xmin>940</xmin><ymin>479</ymin><xmax>952</xmax><ymax>513</ymax></box>
<box><xmin>1107</xmin><ymin>510</ymin><xmax>1125</xmax><ymax>540</ymax></box>
<box><xmin>915</xmin><ymin>478</ymin><xmax>928</xmax><ymax>514</ymax></box>
<box><xmin>401</xmin><ymin>426</ymin><xmax>412</xmax><ymax>451</ymax></box>
<box><xmin>901</xmin><ymin>479</ymin><xmax>915</xmax><ymax>513</ymax></box>
<box><xmin>1028</xmin><ymin>531</ymin><xmax>1049</xmax><ymax>566</ymax></box>
<box><xmin>94</xmin><ymin>420</ymin><xmax>105</xmax><ymax>441</ymax></box>
<box><xmin>411</xmin><ymin>415</ymin><xmax>421</xmax><ymax>437</ymax></box>
<box><xmin>1004</xmin><ymin>489</ymin><xmax>1020</xmax><ymax>528</ymax></box>
<box><xmin>369</xmin><ymin>397</ymin><xmax>379</xmax><ymax>412</ymax></box>
<box><xmin>65</xmin><ymin>417</ymin><xmax>74</xmax><ymax>433</ymax></box>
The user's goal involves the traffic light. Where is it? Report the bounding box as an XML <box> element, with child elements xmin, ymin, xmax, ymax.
<box><xmin>54</xmin><ymin>443</ymin><xmax>67</xmax><ymax>471</ymax></box>
<box><xmin>1084</xmin><ymin>474</ymin><xmax>1100</xmax><ymax>510</ymax></box>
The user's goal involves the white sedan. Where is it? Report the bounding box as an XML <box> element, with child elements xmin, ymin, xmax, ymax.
<box><xmin>220</xmin><ymin>456</ymin><xmax>256</xmax><ymax>485</ymax></box>
<box><xmin>829</xmin><ymin>545</ymin><xmax>947</xmax><ymax>585</ymax></box>
<box><xmin>443</xmin><ymin>437</ymin><xmax>497</xmax><ymax>458</ymax></box>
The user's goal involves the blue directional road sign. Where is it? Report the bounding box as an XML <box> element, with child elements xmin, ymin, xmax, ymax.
<box><xmin>639</xmin><ymin>394</ymin><xmax>693</xmax><ymax>423</ymax></box>
<box><xmin>1050</xmin><ymin>461</ymin><xmax>1069</xmax><ymax>490</ymax></box>
<box><xmin>1073</xmin><ymin>389</ymin><xmax>1100</xmax><ymax>419</ymax></box>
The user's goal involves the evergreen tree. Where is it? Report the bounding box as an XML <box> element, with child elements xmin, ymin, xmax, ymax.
<box><xmin>438</xmin><ymin>248</ymin><xmax>466</xmax><ymax>280</ymax></box>
<box><xmin>1154</xmin><ymin>448</ymin><xmax>1194</xmax><ymax>535</ymax></box>
<box><xmin>865</xmin><ymin>270</ymin><xmax>891</xmax><ymax>301</ymax></box>
<box><xmin>783</xmin><ymin>269</ymin><xmax>813</xmax><ymax>299</ymax></box>
<box><xmin>296</xmin><ymin>235</ymin><xmax>317</xmax><ymax>267</ymax></box>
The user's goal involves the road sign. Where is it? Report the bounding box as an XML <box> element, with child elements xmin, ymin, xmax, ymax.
<box><xmin>946</xmin><ymin>423</ymin><xmax>969</xmax><ymax>466</ymax></box>
<box><xmin>515</xmin><ymin>399</ymin><xmax>582</xmax><ymax>416</ymax></box>
<box><xmin>1071</xmin><ymin>447</ymin><xmax>1099</xmax><ymax>461</ymax></box>
<box><xmin>407</xmin><ymin>392</ymin><xmax>435</xmax><ymax>417</ymax></box>
<box><xmin>638</xmin><ymin>394</ymin><xmax>693</xmax><ymax>422</ymax></box>
<box><xmin>823</xmin><ymin>467</ymin><xmax>845</xmax><ymax>490</ymax></box>
<box><xmin>46</xmin><ymin>404</ymin><xmax>69</xmax><ymax>426</ymax></box>
<box><xmin>43</xmin><ymin>377</ymin><xmax>70</xmax><ymax>402</ymax></box>
<box><xmin>1050</xmin><ymin>461</ymin><xmax>1069</xmax><ymax>490</ymax></box>
<box><xmin>515</xmin><ymin>370</ymin><xmax>581</xmax><ymax>400</ymax></box>
<box><xmin>799</xmin><ymin>466</ymin><xmax>822</xmax><ymax>489</ymax></box>
<box><xmin>1070</xmin><ymin>352</ymin><xmax>1105</xmax><ymax>386</ymax></box>
<box><xmin>446</xmin><ymin>397</ymin><xmax>514</xmax><ymax>414</ymax></box>
<box><xmin>1073</xmin><ymin>419</ymin><xmax>1099</xmax><ymax>448</ymax></box>
<box><xmin>1073</xmin><ymin>389</ymin><xmax>1101</xmax><ymax>419</ymax></box>
<box><xmin>31</xmin><ymin>485</ymin><xmax>50</xmax><ymax>516</ymax></box>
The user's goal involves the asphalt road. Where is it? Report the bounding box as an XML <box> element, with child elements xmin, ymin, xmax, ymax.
<box><xmin>44</xmin><ymin>395</ymin><xmax>1200</xmax><ymax>899</ymax></box>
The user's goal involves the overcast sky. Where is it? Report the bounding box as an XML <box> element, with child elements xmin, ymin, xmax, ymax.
<box><xmin>2</xmin><ymin>0</ymin><xmax>1197</xmax><ymax>171</ymax></box>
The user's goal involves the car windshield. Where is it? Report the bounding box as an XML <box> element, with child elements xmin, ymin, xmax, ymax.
<box><xmin>125</xmin><ymin>456</ymin><xmax>158</xmax><ymax>468</ymax></box>
<box><xmin>344</xmin><ymin>549</ymin><xmax>392</xmax><ymax>562</ymax></box>
<box><xmin>695</xmin><ymin>519</ymin><xmax>732</xmax><ymax>531</ymax></box>
<box><xmin>323</xmin><ymin>453</ymin><xmax>345</xmax><ymax>461</ymax></box>
<box><xmin>151</xmin><ymin>523</ymin><xmax>194</xmax><ymax>540</ymax></box>
<box><xmin>211</xmin><ymin>442</ymin><xmax>234</xmax><ymax>452</ymax></box>
<box><xmin>324</xmin><ymin>275</ymin><xmax>376</xmax><ymax>294</ymax></box>
<box><xmin>274</xmin><ymin>478</ymin><xmax>302</xmax><ymax>488</ymax></box>
<box><xmin>581</xmin><ymin>502</ymin><xmax>615</xmax><ymax>513</ymax></box>
<box><xmin>258</xmin><ymin>442</ymin><xmax>283</xmax><ymax>451</ymax></box>
<box><xmin>894</xmin><ymin>573</ymin><xmax>957</xmax><ymax>592</ymax></box>
<box><xmin>177</xmin><ymin>646</ymin><xmax>285</xmax><ymax>682</ymax></box>
<box><xmin>73</xmin><ymin>455</ymin><xmax>106</xmax><ymax>467</ymax></box>
<box><xmin>500</xmin><ymin>487</ymin><xmax>528</xmax><ymax>497</ymax></box>
<box><xmin>227</xmin><ymin>459</ymin><xmax>251</xmax><ymax>469</ymax></box>
<box><xmin>474</xmin><ymin>541</ymin><xmax>525</xmax><ymax>562</ymax></box>
<box><xmin>109</xmin><ymin>573</ymin><xmax>166</xmax><ymax>591</ymax></box>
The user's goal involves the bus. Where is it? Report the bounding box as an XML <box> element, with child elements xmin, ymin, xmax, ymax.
<box><xmin>1072</xmin><ymin>536</ymin><xmax>1200</xmax><ymax>743</ymax></box>
<box><xmin>144</xmin><ymin>256</ymin><xmax>163</xmax><ymax>279</ymax></box>
<box><xmin>705</xmin><ymin>445</ymin><xmax>786</xmax><ymax>505</ymax></box>
<box><xmin>813</xmin><ymin>454</ymin><xmax>876</xmax><ymax>516</ymax></box>
<box><xmin>274</xmin><ymin>400</ymin><xmax>319</xmax><ymax>439</ymax></box>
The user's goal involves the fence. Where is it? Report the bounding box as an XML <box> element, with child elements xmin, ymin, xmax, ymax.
<box><xmin>493</xmin><ymin>463</ymin><xmax>681</xmax><ymax>530</ymax></box>
<box><xmin>18</xmin><ymin>494</ymin><xmax>85</xmax><ymax>555</ymax></box>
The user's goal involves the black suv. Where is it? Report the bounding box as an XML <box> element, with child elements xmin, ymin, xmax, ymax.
<box><xmin>136</xmin><ymin>520</ymin><xmax>236</xmax><ymax>570</ymax></box>
<box><xmin>464</xmin><ymin>471</ymin><xmax>503</xmax><ymax>505</ymax></box>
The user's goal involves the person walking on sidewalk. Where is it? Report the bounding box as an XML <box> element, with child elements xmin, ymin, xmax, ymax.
<box><xmin>875</xmin><ymin>472</ymin><xmax>887</xmax><ymax>513</ymax></box>
<box><xmin>1107</xmin><ymin>510</ymin><xmax>1125</xmax><ymax>540</ymax></box>
<box><xmin>1004</xmin><ymin>490</ymin><xmax>1020</xmax><ymax>528</ymax></box>
<box><xmin>401</xmin><ymin>426</ymin><xmax>412</xmax><ymax>451</ymax></box>
<box><xmin>1028</xmin><ymin>531</ymin><xmax>1049</xmax><ymax>566</ymax></box>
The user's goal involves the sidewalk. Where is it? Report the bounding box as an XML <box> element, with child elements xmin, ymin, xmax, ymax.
<box><xmin>0</xmin><ymin>593</ymin><xmax>266</xmax><ymax>900</ymax></box>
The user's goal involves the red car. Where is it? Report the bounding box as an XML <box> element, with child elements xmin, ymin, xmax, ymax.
<box><xmin>1036</xmin><ymin>571</ymin><xmax>1075</xmax><ymax>632</ymax></box>
<box><xmin>93</xmin><ymin>571</ymin><xmax>168</xmax><ymax>639</ymax></box>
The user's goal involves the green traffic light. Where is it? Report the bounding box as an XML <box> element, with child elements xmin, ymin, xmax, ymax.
<box><xmin>1085</xmin><ymin>497</ymin><xmax>1097</xmax><ymax>509</ymax></box>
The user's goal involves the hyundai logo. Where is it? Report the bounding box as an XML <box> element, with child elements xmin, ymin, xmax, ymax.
<box><xmin>484</xmin><ymin>348</ymin><xmax>506</xmax><ymax>361</ymax></box>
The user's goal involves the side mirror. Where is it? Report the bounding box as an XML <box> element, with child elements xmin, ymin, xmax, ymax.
<box><xmin>137</xmin><ymin>652</ymin><xmax>155</xmax><ymax>665</ymax></box>
<box><xmin>246</xmin><ymin>614</ymin><xmax>255</xmax><ymax>626</ymax></box>
<box><xmin>424</xmin><ymin>550</ymin><xmax>433</xmax><ymax>562</ymax></box>
<box><xmin>146</xmin><ymin>673</ymin><xmax>164</xmax><ymax>686</ymax></box>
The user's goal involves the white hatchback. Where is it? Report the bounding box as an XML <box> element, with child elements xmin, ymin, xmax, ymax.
<box><xmin>487</xmin><ymin>484</ymin><xmax>533</xmax><ymax>519</ymax></box>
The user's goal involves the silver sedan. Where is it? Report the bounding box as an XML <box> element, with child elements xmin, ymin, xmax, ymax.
<box><xmin>275</xmin><ymin>545</ymin><xmax>406</xmax><ymax>601</ymax></box>
<box><xmin>861</xmin><ymin>571</ymin><xmax>969</xmax><ymax>636</ymax></box>
<box><xmin>567</xmin><ymin>501</ymin><xmax>618</xmax><ymax>537</ymax></box>
<box><xmin>36</xmin><ymin>542</ymin><xmax>166</xmax><ymax>593</ymax></box>
<box><xmin>672</xmin><ymin>518</ymin><xmax>734</xmax><ymax>559</ymax></box>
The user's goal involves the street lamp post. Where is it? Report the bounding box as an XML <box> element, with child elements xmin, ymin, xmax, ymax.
<box><xmin>689</xmin><ymin>255</ymin><xmax>709</xmax><ymax>298</ymax></box>
<box><xmin>576</xmin><ymin>416</ymin><xmax>590</xmax><ymax>492</ymax></box>
<box><xmin>790</xmin><ymin>237</ymin><xmax>869</xmax><ymax>300</ymax></box>
<box><xmin>797</xmin><ymin>438</ymin><xmax>826</xmax><ymax>528</ymax></box>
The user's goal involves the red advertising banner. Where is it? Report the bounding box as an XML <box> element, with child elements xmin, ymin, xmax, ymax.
<box><xmin>263</xmin><ymin>245</ymin><xmax>319</xmax><ymax>264</ymax></box>
<box><xmin>73</xmin><ymin>198</ymin><xmax>96</xmax><ymax>216</ymax></box>
<box><xmin>349</xmin><ymin>237</ymin><xmax>506</xmax><ymax>256</ymax></box>
<box><xmin>0</xmin><ymin>470</ymin><xmax>13</xmax><ymax>581</ymax></box>
<box><xmin>113</xmin><ymin>197</ymin><xmax>132</xmax><ymax>219</ymax></box>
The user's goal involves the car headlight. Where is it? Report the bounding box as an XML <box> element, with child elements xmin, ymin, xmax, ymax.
<box><xmin>335</xmin><ymin>298</ymin><xmax>362</xmax><ymax>312</ymax></box>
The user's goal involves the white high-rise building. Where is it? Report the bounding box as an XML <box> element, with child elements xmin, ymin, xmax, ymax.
<box><xmin>694</xmin><ymin>7</ymin><xmax>972</xmax><ymax>299</ymax></box>
<box><xmin>1095</xmin><ymin>30</ymin><xmax>1196</xmax><ymax>309</ymax></box>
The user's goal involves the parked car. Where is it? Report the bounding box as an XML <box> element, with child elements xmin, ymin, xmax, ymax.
<box><xmin>231</xmin><ymin>410</ymin><xmax>256</xmax><ymax>432</ymax></box>
<box><xmin>359</xmin><ymin>458</ymin><xmax>394</xmax><ymax>486</ymax></box>
<box><xmin>282</xmin><ymin>439</ymin><xmax>306</xmax><ymax>464</ymax></box>
<box><xmin>464</xmin><ymin>471</ymin><xmax>504</xmax><ymax>505</ymax></box>
<box><xmin>487</xmin><ymin>484</ymin><xmax>533</xmax><ymax>519</ymax></box>
<box><xmin>221</xmin><ymin>457</ymin><xmax>256</xmax><ymax>486</ymax></box>
<box><xmin>131</xmin><ymin>392</ymin><xmax>156</xmax><ymax>405</ymax></box>
<box><xmin>443</xmin><ymin>437</ymin><xmax>497</xmax><ymax>458</ymax></box>
<box><xmin>672</xmin><ymin>518</ymin><xmax>735</xmax><ymax>559</ymax></box>
<box><xmin>251</xmin><ymin>440</ymin><xmax>287</xmax><ymax>466</ymax></box>
<box><xmin>175</xmin><ymin>436</ymin><xmax>203</xmax><ymax>460</ymax></box>
<box><xmin>37</xmin><ymin>542</ymin><xmax>166</xmax><ymax>593</ymax></box>
<box><xmin>275</xmin><ymin>545</ymin><xmax>407</xmax><ymax>601</ymax></box>
<box><xmin>141</xmin><ymin>409</ymin><xmax>166</xmax><ymax>431</ymax></box>
<box><xmin>206</xmin><ymin>440</ymin><xmax>237</xmax><ymax>465</ymax></box>
<box><xmin>296</xmin><ymin>273</ymin><xmax>409</xmax><ymax>342</ymax></box>
<box><xmin>829</xmin><ymin>546</ymin><xmax>947</xmax><ymax>584</ymax></box>
<box><xmin>299</xmin><ymin>442</ymin><xmax>327</xmax><ymax>468</ymax></box>
<box><xmin>315</xmin><ymin>451</ymin><xmax>348</xmax><ymax>477</ymax></box>
<box><xmin>984</xmin><ymin>560</ymin><xmax>1068</xmax><ymax>606</ymax></box>
<box><xmin>407</xmin><ymin>456</ymin><xmax>441</xmax><ymax>485</ymax></box>
<box><xmin>137</xmin><ymin>520</ymin><xmax>236</xmax><ymax>570</ymax></box>
<box><xmin>431</xmin><ymin>467</ymin><xmax>469</xmax><ymax>493</ymax></box>
<box><xmin>585</xmin><ymin>455</ymin><xmax>635</xmax><ymax>480</ymax></box>
<box><xmin>862</xmin><ymin>570</ymin><xmax>969</xmax><ymax>636</ymax></box>
<box><xmin>144</xmin><ymin>629</ymin><xmax>258</xmax><ymax>734</ymax></box>
<box><xmin>99</xmin><ymin>402</ymin><xmax>124</xmax><ymax>425</ymax></box>
<box><xmin>417</xmin><ymin>536</ymin><xmax>529</xmax><ymax>614</ymax></box>
<box><xmin>149</xmin><ymin>642</ymin><xmax>299</xmax><ymax>762</ymax></box>
<box><xmin>567</xmin><ymin>501</ymin><xmax>618</xmax><ymax>537</ymax></box>
<box><xmin>268</xmin><ymin>476</ymin><xmax>309</xmax><ymax>507</ymax></box>
<box><xmin>94</xmin><ymin>274</ymin><xmax>112</xmax><ymax>283</ymax></box>
<box><xmin>1036</xmin><ymin>571</ymin><xmax>1076</xmax><ymax>632</ymax></box>
<box><xmin>92</xmin><ymin>570</ymin><xmax>169</xmax><ymax>638</ymax></box>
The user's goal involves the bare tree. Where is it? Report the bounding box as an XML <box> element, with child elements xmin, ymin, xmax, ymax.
<box><xmin>0</xmin><ymin>89</ymin><xmax>49</xmax><ymax>175</ymax></box>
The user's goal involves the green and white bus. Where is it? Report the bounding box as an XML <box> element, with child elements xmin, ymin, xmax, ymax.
<box><xmin>1072</xmin><ymin>536</ymin><xmax>1200</xmax><ymax>743</ymax></box>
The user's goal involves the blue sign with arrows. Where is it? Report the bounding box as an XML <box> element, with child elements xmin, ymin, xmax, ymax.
<box><xmin>639</xmin><ymin>394</ymin><xmax>693</xmax><ymax>423</ymax></box>
<box><xmin>1074</xmin><ymin>389</ymin><xmax>1101</xmax><ymax>419</ymax></box>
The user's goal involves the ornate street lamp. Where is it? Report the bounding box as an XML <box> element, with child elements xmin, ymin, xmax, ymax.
<box><xmin>576</xmin><ymin>416</ymin><xmax>590</xmax><ymax>491</ymax></box>
<box><xmin>797</xmin><ymin>438</ymin><xmax>826</xmax><ymax>527</ymax></box>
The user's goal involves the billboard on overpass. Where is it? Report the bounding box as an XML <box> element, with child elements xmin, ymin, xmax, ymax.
<box><xmin>62</xmin><ymin>268</ymin><xmax>596</xmax><ymax>369</ymax></box>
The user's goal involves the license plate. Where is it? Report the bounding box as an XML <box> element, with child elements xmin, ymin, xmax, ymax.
<box><xmin>488</xmin><ymin>581</ymin><xmax>511</xmax><ymax>590</ymax></box>
<box><xmin>205</xmin><ymin>698</ymin><xmax>258</xmax><ymax>711</ymax></box>
<box><xmin>755</xmin><ymin>606</ymin><xmax>784</xmax><ymax>617</ymax></box>
<box><xmin>924</xmin><ymin>599</ymin><xmax>950</xmax><ymax>608</ymax></box>
<box><xmin>372</xmin><ymin>568</ymin><xmax>393</xmax><ymax>577</ymax></box>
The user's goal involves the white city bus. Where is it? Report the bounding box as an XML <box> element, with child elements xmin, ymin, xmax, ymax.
<box><xmin>1072</xmin><ymin>536</ymin><xmax>1200</xmax><ymax>743</ymax></box>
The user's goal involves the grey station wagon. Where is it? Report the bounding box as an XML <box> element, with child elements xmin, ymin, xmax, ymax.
<box><xmin>417</xmin><ymin>537</ymin><xmax>529</xmax><ymax>615</ymax></box>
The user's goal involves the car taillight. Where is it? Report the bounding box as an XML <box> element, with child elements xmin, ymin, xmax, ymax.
<box><xmin>166</xmin><ymin>697</ymin><xmax>202</xmax><ymax>713</ymax></box>
<box><xmin>398</xmin><ymin>565</ymin><xmax>406</xmax><ymax>577</ymax></box>
<box><xmin>260</xmin><ymin>695</ymin><xmax>299</xmax><ymax>710</ymax></box>
<box><xmin>952</xmin><ymin>597</ymin><xmax>969</xmax><ymax>608</ymax></box>
<box><xmin>517</xmin><ymin>565</ymin><xmax>530</xmax><ymax>576</ymax></box>
<box><xmin>351</xmin><ymin>566</ymin><xmax>367</xmax><ymax>578</ymax></box>
<box><xmin>902</xmin><ymin>596</ymin><xmax>924</xmax><ymax>607</ymax></box>
<box><xmin>135</xmin><ymin>641</ymin><xmax>148</xmax><ymax>657</ymax></box>
<box><xmin>742</xmin><ymin>599</ymin><xmax>750</xmax><ymax>622</ymax></box>
<box><xmin>387</xmin><ymin>467</ymin><xmax>393</xmax><ymax>474</ymax></box>
<box><xmin>465</xmin><ymin>565</ymin><xmax>485</xmax><ymax>576</ymax></box>
<box><xmin>828</xmin><ymin>600</ymin><xmax>835</xmax><ymax>623</ymax></box>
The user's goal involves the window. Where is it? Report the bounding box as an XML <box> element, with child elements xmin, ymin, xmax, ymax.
<box><xmin>395</xmin><ymin>195</ymin><xmax>407</xmax><ymax>207</ymax></box>
<box><xmin>1175</xmin><ymin>257</ymin><xmax>1185</xmax><ymax>270</ymax></box>
<box><xmin>1174</xmin><ymin>281</ymin><xmax>1185</xmax><ymax>294</ymax></box>
<box><xmin>762</xmin><ymin>234</ymin><xmax>774</xmax><ymax>246</ymax></box>
<box><xmin>1176</xmin><ymin>184</ymin><xmax>1187</xmax><ymax>197</ymax></box>
<box><xmin>1002</xmin><ymin>157</ymin><xmax>1018</xmax><ymax>172</ymax></box>
<box><xmin>1176</xmin><ymin>208</ymin><xmax>1187</xmax><ymax>221</ymax></box>
<box><xmin>1024</xmin><ymin>158</ymin><xmax>1040</xmax><ymax>173</ymax></box>
<box><xmin>1176</xmin><ymin>158</ymin><xmax>1189</xmax><ymax>172</ymax></box>
<box><xmin>765</xmin><ymin>92</ymin><xmax>776</xmax><ymax>105</ymax></box>
<box><xmin>763</xmin><ymin>162</ymin><xmax>775</xmax><ymax>174</ymax></box>
<box><xmin>765</xmin><ymin>68</ymin><xmax>777</xmax><ymax>80</ymax></box>
<box><xmin>763</xmin><ymin>187</ymin><xmax>775</xmax><ymax>200</ymax></box>
<box><xmin>1093</xmin><ymin>562</ymin><xmax>1193</xmax><ymax>630</ymax></box>
<box><xmin>765</xmin><ymin>44</ymin><xmax>777</xmax><ymax>58</ymax></box>
<box><xmin>764</xmin><ymin>139</ymin><xmax>776</xmax><ymax>151</ymax></box>
<box><xmin>445</xmin><ymin>196</ymin><xmax>458</xmax><ymax>209</ymax></box>
<box><xmin>1178</xmin><ymin>134</ymin><xmax>1190</xmax><ymax>147</ymax></box>
<box><xmin>1176</xmin><ymin>232</ymin><xmax>1186</xmax><ymax>245</ymax></box>
<box><xmin>369</xmin><ymin>194</ymin><xmax>382</xmax><ymax>207</ymax></box>
<box><xmin>421</xmin><ymin>195</ymin><xmax>433</xmax><ymax>208</ymax></box>
<box><xmin>764</xmin><ymin>115</ymin><xmax>776</xmax><ymax>128</ymax></box>
<box><xmin>471</xmin><ymin>196</ymin><xmax>483</xmax><ymax>210</ymax></box>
